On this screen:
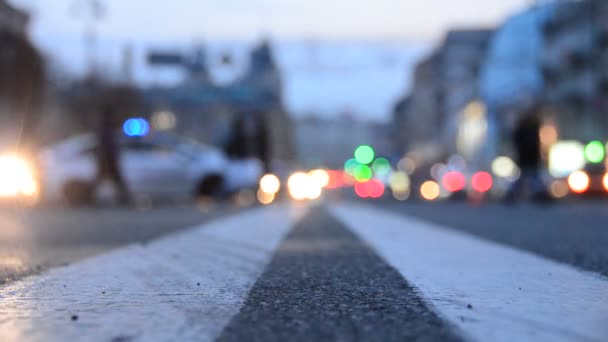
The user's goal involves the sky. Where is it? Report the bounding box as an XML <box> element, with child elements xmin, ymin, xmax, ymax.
<box><xmin>13</xmin><ymin>0</ymin><xmax>530</xmax><ymax>41</ymax></box>
<box><xmin>10</xmin><ymin>0</ymin><xmax>532</xmax><ymax>121</ymax></box>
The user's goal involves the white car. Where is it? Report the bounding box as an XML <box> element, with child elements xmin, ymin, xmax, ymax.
<box><xmin>38</xmin><ymin>133</ymin><xmax>263</xmax><ymax>204</ymax></box>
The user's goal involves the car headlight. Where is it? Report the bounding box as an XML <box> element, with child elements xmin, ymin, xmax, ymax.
<box><xmin>287</xmin><ymin>172</ymin><xmax>322</xmax><ymax>201</ymax></box>
<box><xmin>0</xmin><ymin>155</ymin><xmax>38</xmax><ymax>197</ymax></box>
<box><xmin>568</xmin><ymin>170</ymin><xmax>589</xmax><ymax>194</ymax></box>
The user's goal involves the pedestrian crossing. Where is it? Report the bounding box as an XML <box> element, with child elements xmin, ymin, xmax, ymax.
<box><xmin>0</xmin><ymin>203</ymin><xmax>607</xmax><ymax>342</ymax></box>
<box><xmin>332</xmin><ymin>204</ymin><xmax>608</xmax><ymax>342</ymax></box>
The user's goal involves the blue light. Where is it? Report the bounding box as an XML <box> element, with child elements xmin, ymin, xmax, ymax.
<box><xmin>123</xmin><ymin>118</ymin><xmax>150</xmax><ymax>137</ymax></box>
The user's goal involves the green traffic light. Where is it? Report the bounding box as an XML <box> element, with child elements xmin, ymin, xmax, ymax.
<box><xmin>344</xmin><ymin>158</ymin><xmax>360</xmax><ymax>175</ymax></box>
<box><xmin>354</xmin><ymin>145</ymin><xmax>375</xmax><ymax>165</ymax></box>
<box><xmin>584</xmin><ymin>141</ymin><xmax>605</xmax><ymax>164</ymax></box>
<box><xmin>353</xmin><ymin>164</ymin><xmax>372</xmax><ymax>181</ymax></box>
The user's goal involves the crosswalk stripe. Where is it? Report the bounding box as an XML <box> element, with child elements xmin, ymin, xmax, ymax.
<box><xmin>0</xmin><ymin>206</ymin><xmax>300</xmax><ymax>342</ymax></box>
<box><xmin>331</xmin><ymin>204</ymin><xmax>608</xmax><ymax>342</ymax></box>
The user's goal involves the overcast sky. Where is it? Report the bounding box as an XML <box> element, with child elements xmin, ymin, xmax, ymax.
<box><xmin>13</xmin><ymin>0</ymin><xmax>530</xmax><ymax>42</ymax></box>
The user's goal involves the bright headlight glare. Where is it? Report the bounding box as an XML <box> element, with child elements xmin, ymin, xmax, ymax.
<box><xmin>259</xmin><ymin>174</ymin><xmax>281</xmax><ymax>195</ymax></box>
<box><xmin>288</xmin><ymin>172</ymin><xmax>322</xmax><ymax>201</ymax></box>
<box><xmin>0</xmin><ymin>155</ymin><xmax>38</xmax><ymax>197</ymax></box>
<box><xmin>568</xmin><ymin>171</ymin><xmax>589</xmax><ymax>194</ymax></box>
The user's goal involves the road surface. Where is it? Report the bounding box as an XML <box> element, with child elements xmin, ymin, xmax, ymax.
<box><xmin>0</xmin><ymin>199</ymin><xmax>607</xmax><ymax>341</ymax></box>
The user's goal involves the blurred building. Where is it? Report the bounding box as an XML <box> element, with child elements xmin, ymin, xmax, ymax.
<box><xmin>480</xmin><ymin>4</ymin><xmax>553</xmax><ymax>140</ymax></box>
<box><xmin>0</xmin><ymin>0</ymin><xmax>27</xmax><ymax>34</ymax></box>
<box><xmin>474</xmin><ymin>4</ymin><xmax>558</xmax><ymax>166</ymax></box>
<box><xmin>143</xmin><ymin>41</ymin><xmax>295</xmax><ymax>163</ymax></box>
<box><xmin>0</xmin><ymin>0</ymin><xmax>45</xmax><ymax>151</ymax></box>
<box><xmin>393</xmin><ymin>53</ymin><xmax>443</xmax><ymax>161</ymax></box>
<box><xmin>540</xmin><ymin>0</ymin><xmax>608</xmax><ymax>141</ymax></box>
<box><xmin>393</xmin><ymin>29</ymin><xmax>493</xmax><ymax>166</ymax></box>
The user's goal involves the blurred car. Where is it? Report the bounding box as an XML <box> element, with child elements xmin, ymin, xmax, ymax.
<box><xmin>38</xmin><ymin>133</ymin><xmax>263</xmax><ymax>204</ymax></box>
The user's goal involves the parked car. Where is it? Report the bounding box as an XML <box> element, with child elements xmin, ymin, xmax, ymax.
<box><xmin>38</xmin><ymin>133</ymin><xmax>263</xmax><ymax>204</ymax></box>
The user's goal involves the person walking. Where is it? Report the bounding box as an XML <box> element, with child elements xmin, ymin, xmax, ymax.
<box><xmin>92</xmin><ymin>104</ymin><xmax>131</xmax><ymax>205</ymax></box>
<box><xmin>506</xmin><ymin>109</ymin><xmax>547</xmax><ymax>202</ymax></box>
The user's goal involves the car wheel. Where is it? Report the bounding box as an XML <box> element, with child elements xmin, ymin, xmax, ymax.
<box><xmin>196</xmin><ymin>174</ymin><xmax>224</xmax><ymax>199</ymax></box>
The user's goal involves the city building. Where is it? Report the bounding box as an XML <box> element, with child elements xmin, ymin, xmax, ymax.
<box><xmin>0</xmin><ymin>0</ymin><xmax>28</xmax><ymax>34</ymax></box>
<box><xmin>0</xmin><ymin>0</ymin><xmax>45</xmax><ymax>150</ymax></box>
<box><xmin>393</xmin><ymin>29</ymin><xmax>493</xmax><ymax>166</ymax></box>
<box><xmin>480</xmin><ymin>3</ymin><xmax>553</xmax><ymax>139</ymax></box>
<box><xmin>143</xmin><ymin>41</ymin><xmax>295</xmax><ymax>164</ymax></box>
<box><xmin>540</xmin><ymin>0</ymin><xmax>608</xmax><ymax>141</ymax></box>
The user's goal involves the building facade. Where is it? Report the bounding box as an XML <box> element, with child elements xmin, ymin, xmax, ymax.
<box><xmin>541</xmin><ymin>0</ymin><xmax>608</xmax><ymax>141</ymax></box>
<box><xmin>0</xmin><ymin>0</ymin><xmax>45</xmax><ymax>151</ymax></box>
<box><xmin>393</xmin><ymin>29</ymin><xmax>493</xmax><ymax>166</ymax></box>
<box><xmin>143</xmin><ymin>41</ymin><xmax>295</xmax><ymax>164</ymax></box>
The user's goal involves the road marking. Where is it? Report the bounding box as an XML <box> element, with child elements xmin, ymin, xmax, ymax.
<box><xmin>0</xmin><ymin>205</ymin><xmax>300</xmax><ymax>342</ymax></box>
<box><xmin>331</xmin><ymin>204</ymin><xmax>608</xmax><ymax>342</ymax></box>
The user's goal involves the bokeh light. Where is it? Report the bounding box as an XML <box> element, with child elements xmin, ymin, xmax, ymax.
<box><xmin>390</xmin><ymin>172</ymin><xmax>410</xmax><ymax>200</ymax></box>
<box><xmin>325</xmin><ymin>170</ymin><xmax>344</xmax><ymax>189</ymax></box>
<box><xmin>355</xmin><ymin>180</ymin><xmax>384</xmax><ymax>199</ymax></box>
<box><xmin>603</xmin><ymin>173</ymin><xmax>608</xmax><ymax>192</ymax></box>
<box><xmin>369</xmin><ymin>179</ymin><xmax>385</xmax><ymax>198</ymax></box>
<box><xmin>584</xmin><ymin>141</ymin><xmax>605</xmax><ymax>164</ymax></box>
<box><xmin>355</xmin><ymin>181</ymin><xmax>372</xmax><ymax>198</ymax></box>
<box><xmin>259</xmin><ymin>174</ymin><xmax>281</xmax><ymax>194</ymax></box>
<box><xmin>398</xmin><ymin>157</ymin><xmax>417</xmax><ymax>175</ymax></box>
<box><xmin>353</xmin><ymin>165</ymin><xmax>372</xmax><ymax>182</ymax></box>
<box><xmin>344</xmin><ymin>158</ymin><xmax>359</xmax><ymax>175</ymax></box>
<box><xmin>539</xmin><ymin>123</ymin><xmax>558</xmax><ymax>146</ymax></box>
<box><xmin>442</xmin><ymin>171</ymin><xmax>466</xmax><ymax>192</ymax></box>
<box><xmin>287</xmin><ymin>172</ymin><xmax>322</xmax><ymax>201</ymax></box>
<box><xmin>471</xmin><ymin>172</ymin><xmax>493</xmax><ymax>193</ymax></box>
<box><xmin>151</xmin><ymin>111</ymin><xmax>176</xmax><ymax>131</ymax></box>
<box><xmin>430</xmin><ymin>163</ymin><xmax>447</xmax><ymax>181</ymax></box>
<box><xmin>549</xmin><ymin>141</ymin><xmax>585</xmax><ymax>177</ymax></box>
<box><xmin>420</xmin><ymin>181</ymin><xmax>440</xmax><ymax>201</ymax></box>
<box><xmin>354</xmin><ymin>145</ymin><xmax>375</xmax><ymax>165</ymax></box>
<box><xmin>393</xmin><ymin>191</ymin><xmax>410</xmax><ymax>201</ymax></box>
<box><xmin>389</xmin><ymin>171</ymin><xmax>410</xmax><ymax>192</ymax></box>
<box><xmin>309</xmin><ymin>169</ymin><xmax>330</xmax><ymax>188</ymax></box>
<box><xmin>372</xmin><ymin>158</ymin><xmax>391</xmax><ymax>176</ymax></box>
<box><xmin>0</xmin><ymin>155</ymin><xmax>38</xmax><ymax>197</ymax></box>
<box><xmin>492</xmin><ymin>156</ymin><xmax>519</xmax><ymax>179</ymax></box>
<box><xmin>123</xmin><ymin>118</ymin><xmax>150</xmax><ymax>137</ymax></box>
<box><xmin>549</xmin><ymin>180</ymin><xmax>569</xmax><ymax>199</ymax></box>
<box><xmin>447</xmin><ymin>154</ymin><xmax>467</xmax><ymax>172</ymax></box>
<box><xmin>568</xmin><ymin>171</ymin><xmax>589</xmax><ymax>194</ymax></box>
<box><xmin>257</xmin><ymin>189</ymin><xmax>275</xmax><ymax>205</ymax></box>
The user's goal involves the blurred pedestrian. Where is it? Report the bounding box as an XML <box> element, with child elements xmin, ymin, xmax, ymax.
<box><xmin>506</xmin><ymin>109</ymin><xmax>546</xmax><ymax>202</ymax></box>
<box><xmin>225</xmin><ymin>111</ymin><xmax>270</xmax><ymax>172</ymax></box>
<box><xmin>92</xmin><ymin>104</ymin><xmax>131</xmax><ymax>205</ymax></box>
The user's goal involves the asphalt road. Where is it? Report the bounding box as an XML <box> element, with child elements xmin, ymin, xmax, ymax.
<box><xmin>0</xmin><ymin>203</ymin><xmax>234</xmax><ymax>285</ymax></box>
<box><xmin>1</xmin><ymin>198</ymin><xmax>607</xmax><ymax>341</ymax></box>
<box><xmin>3</xmin><ymin>198</ymin><xmax>608</xmax><ymax>283</ymax></box>
<box><xmin>376</xmin><ymin>199</ymin><xmax>608</xmax><ymax>278</ymax></box>
<box><xmin>218</xmin><ymin>208</ymin><xmax>461</xmax><ymax>342</ymax></box>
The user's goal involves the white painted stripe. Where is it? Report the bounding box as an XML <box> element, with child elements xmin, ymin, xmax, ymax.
<box><xmin>331</xmin><ymin>204</ymin><xmax>608</xmax><ymax>342</ymax></box>
<box><xmin>0</xmin><ymin>206</ymin><xmax>300</xmax><ymax>342</ymax></box>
